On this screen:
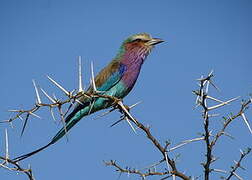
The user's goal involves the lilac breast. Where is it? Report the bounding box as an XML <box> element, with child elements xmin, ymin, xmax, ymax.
<box><xmin>120</xmin><ymin>47</ymin><xmax>149</xmax><ymax>90</ymax></box>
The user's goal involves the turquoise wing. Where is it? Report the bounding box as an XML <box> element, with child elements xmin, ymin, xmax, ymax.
<box><xmin>50</xmin><ymin>63</ymin><xmax>126</xmax><ymax>144</ymax></box>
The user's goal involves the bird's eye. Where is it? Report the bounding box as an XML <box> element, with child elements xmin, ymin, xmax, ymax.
<box><xmin>132</xmin><ymin>38</ymin><xmax>142</xmax><ymax>42</ymax></box>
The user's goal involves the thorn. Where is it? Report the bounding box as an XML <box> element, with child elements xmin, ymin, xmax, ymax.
<box><xmin>168</xmin><ymin>137</ymin><xmax>204</xmax><ymax>152</ymax></box>
<box><xmin>47</xmin><ymin>75</ymin><xmax>70</xmax><ymax>96</ymax></box>
<box><xmin>208</xmin><ymin>69</ymin><xmax>214</xmax><ymax>77</ymax></box>
<box><xmin>53</xmin><ymin>93</ymin><xmax>58</xmax><ymax>101</ymax></box>
<box><xmin>75</xmin><ymin>99</ymin><xmax>84</xmax><ymax>105</ymax></box>
<box><xmin>173</xmin><ymin>174</ymin><xmax>176</xmax><ymax>180</ymax></box>
<box><xmin>117</xmin><ymin>101</ymin><xmax>138</xmax><ymax>125</ymax></box>
<box><xmin>209</xmin><ymin>80</ymin><xmax>221</xmax><ymax>92</ymax></box>
<box><xmin>8</xmin><ymin>109</ymin><xmax>22</xmax><ymax>112</ymax></box>
<box><xmin>29</xmin><ymin>112</ymin><xmax>41</xmax><ymax>119</ymax></box>
<box><xmin>90</xmin><ymin>61</ymin><xmax>97</xmax><ymax>92</ymax></box>
<box><xmin>9</xmin><ymin>122</ymin><xmax>14</xmax><ymax>129</ymax></box>
<box><xmin>202</xmin><ymin>71</ymin><xmax>213</xmax><ymax>86</ymax></box>
<box><xmin>194</xmin><ymin>103</ymin><xmax>201</xmax><ymax>109</ymax></box>
<box><xmin>212</xmin><ymin>168</ymin><xmax>227</xmax><ymax>174</ymax></box>
<box><xmin>94</xmin><ymin>108</ymin><xmax>116</xmax><ymax>120</ymax></box>
<box><xmin>78</xmin><ymin>56</ymin><xmax>84</xmax><ymax>92</ymax></box>
<box><xmin>205</xmin><ymin>81</ymin><xmax>210</xmax><ymax>94</ymax></box>
<box><xmin>222</xmin><ymin>132</ymin><xmax>235</xmax><ymax>139</ymax></box>
<box><xmin>20</xmin><ymin>113</ymin><xmax>30</xmax><ymax>137</ymax></box>
<box><xmin>58</xmin><ymin>107</ymin><xmax>69</xmax><ymax>142</ymax></box>
<box><xmin>239</xmin><ymin>149</ymin><xmax>244</xmax><ymax>155</ymax></box>
<box><xmin>88</xmin><ymin>100</ymin><xmax>95</xmax><ymax>115</ymax></box>
<box><xmin>233</xmin><ymin>172</ymin><xmax>243</xmax><ymax>180</ymax></box>
<box><xmin>208</xmin><ymin>96</ymin><xmax>240</xmax><ymax>111</ymax></box>
<box><xmin>164</xmin><ymin>152</ymin><xmax>170</xmax><ymax>171</ymax></box>
<box><xmin>237</xmin><ymin>163</ymin><xmax>246</xmax><ymax>171</ymax></box>
<box><xmin>195</xmin><ymin>94</ymin><xmax>200</xmax><ymax>104</ymax></box>
<box><xmin>110</xmin><ymin>118</ymin><xmax>124</xmax><ymax>127</ymax></box>
<box><xmin>208</xmin><ymin>113</ymin><xmax>220</xmax><ymax>117</ymax></box>
<box><xmin>5</xmin><ymin>129</ymin><xmax>9</xmax><ymax>160</ymax></box>
<box><xmin>241</xmin><ymin>113</ymin><xmax>252</xmax><ymax>134</ymax></box>
<box><xmin>32</xmin><ymin>79</ymin><xmax>42</xmax><ymax>104</ymax></box>
<box><xmin>0</xmin><ymin>120</ymin><xmax>9</xmax><ymax>123</ymax></box>
<box><xmin>206</xmin><ymin>96</ymin><xmax>224</xmax><ymax>103</ymax></box>
<box><xmin>129</xmin><ymin>101</ymin><xmax>142</xmax><ymax>109</ymax></box>
<box><xmin>17</xmin><ymin>115</ymin><xmax>24</xmax><ymax>121</ymax></box>
<box><xmin>70</xmin><ymin>89</ymin><xmax>76</xmax><ymax>95</ymax></box>
<box><xmin>28</xmin><ymin>163</ymin><xmax>32</xmax><ymax>171</ymax></box>
<box><xmin>196</xmin><ymin>75</ymin><xmax>204</xmax><ymax>81</ymax></box>
<box><xmin>125</xmin><ymin>117</ymin><xmax>137</xmax><ymax>134</ymax></box>
<box><xmin>168</xmin><ymin>142</ymin><xmax>187</xmax><ymax>152</ymax></box>
<box><xmin>40</xmin><ymin>88</ymin><xmax>56</xmax><ymax>103</ymax></box>
<box><xmin>182</xmin><ymin>137</ymin><xmax>205</xmax><ymax>143</ymax></box>
<box><xmin>49</xmin><ymin>107</ymin><xmax>56</xmax><ymax>122</ymax></box>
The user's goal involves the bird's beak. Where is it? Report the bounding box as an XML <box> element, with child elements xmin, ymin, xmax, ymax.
<box><xmin>148</xmin><ymin>38</ymin><xmax>165</xmax><ymax>45</ymax></box>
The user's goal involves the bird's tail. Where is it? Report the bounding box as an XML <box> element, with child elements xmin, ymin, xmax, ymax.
<box><xmin>12</xmin><ymin>102</ymin><xmax>91</xmax><ymax>162</ymax></box>
<box><xmin>12</xmin><ymin>116</ymin><xmax>82</xmax><ymax>162</ymax></box>
<box><xmin>12</xmin><ymin>120</ymin><xmax>81</xmax><ymax>162</ymax></box>
<box><xmin>12</xmin><ymin>141</ymin><xmax>53</xmax><ymax>162</ymax></box>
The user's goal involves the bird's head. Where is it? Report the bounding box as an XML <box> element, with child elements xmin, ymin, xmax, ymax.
<box><xmin>125</xmin><ymin>33</ymin><xmax>164</xmax><ymax>47</ymax></box>
<box><xmin>116</xmin><ymin>33</ymin><xmax>164</xmax><ymax>60</ymax></box>
<box><xmin>123</xmin><ymin>33</ymin><xmax>164</xmax><ymax>50</ymax></box>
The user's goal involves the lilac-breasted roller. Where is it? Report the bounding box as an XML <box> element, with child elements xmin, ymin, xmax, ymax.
<box><xmin>13</xmin><ymin>33</ymin><xmax>164</xmax><ymax>162</ymax></box>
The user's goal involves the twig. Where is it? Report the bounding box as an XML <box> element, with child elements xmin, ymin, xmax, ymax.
<box><xmin>225</xmin><ymin>148</ymin><xmax>251</xmax><ymax>180</ymax></box>
<box><xmin>117</xmin><ymin>107</ymin><xmax>190</xmax><ymax>180</ymax></box>
<box><xmin>0</xmin><ymin>156</ymin><xmax>35</xmax><ymax>180</ymax></box>
<box><xmin>195</xmin><ymin>72</ymin><xmax>251</xmax><ymax>180</ymax></box>
<box><xmin>211</xmin><ymin>99</ymin><xmax>252</xmax><ymax>147</ymax></box>
<box><xmin>104</xmin><ymin>160</ymin><xmax>170</xmax><ymax>179</ymax></box>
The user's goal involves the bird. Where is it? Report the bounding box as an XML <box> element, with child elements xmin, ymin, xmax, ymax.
<box><xmin>13</xmin><ymin>33</ymin><xmax>164</xmax><ymax>162</ymax></box>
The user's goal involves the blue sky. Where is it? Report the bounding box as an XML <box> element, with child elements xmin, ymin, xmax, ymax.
<box><xmin>1</xmin><ymin>0</ymin><xmax>251</xmax><ymax>179</ymax></box>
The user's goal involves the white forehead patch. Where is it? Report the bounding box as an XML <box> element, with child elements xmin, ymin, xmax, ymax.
<box><xmin>132</xmin><ymin>34</ymin><xmax>151</xmax><ymax>41</ymax></box>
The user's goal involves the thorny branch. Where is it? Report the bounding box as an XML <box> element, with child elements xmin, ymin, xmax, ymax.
<box><xmin>106</xmin><ymin>102</ymin><xmax>191</xmax><ymax>179</ymax></box>
<box><xmin>225</xmin><ymin>148</ymin><xmax>251</xmax><ymax>180</ymax></box>
<box><xmin>106</xmin><ymin>72</ymin><xmax>251</xmax><ymax>180</ymax></box>
<box><xmin>104</xmin><ymin>160</ymin><xmax>171</xmax><ymax>179</ymax></box>
<box><xmin>1</xmin><ymin>58</ymin><xmax>190</xmax><ymax>180</ymax></box>
<box><xmin>197</xmin><ymin>73</ymin><xmax>216</xmax><ymax>180</ymax></box>
<box><xmin>0</xmin><ymin>157</ymin><xmax>34</xmax><ymax>180</ymax></box>
<box><xmin>0</xmin><ymin>129</ymin><xmax>34</xmax><ymax>180</ymax></box>
<box><xmin>194</xmin><ymin>71</ymin><xmax>251</xmax><ymax>180</ymax></box>
<box><xmin>211</xmin><ymin>98</ymin><xmax>252</xmax><ymax>147</ymax></box>
<box><xmin>1</xmin><ymin>59</ymin><xmax>251</xmax><ymax>180</ymax></box>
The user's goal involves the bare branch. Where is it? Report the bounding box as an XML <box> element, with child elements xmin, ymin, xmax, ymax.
<box><xmin>104</xmin><ymin>160</ymin><xmax>170</xmax><ymax>179</ymax></box>
<box><xmin>0</xmin><ymin>156</ymin><xmax>35</xmax><ymax>180</ymax></box>
<box><xmin>194</xmin><ymin>71</ymin><xmax>251</xmax><ymax>180</ymax></box>
<box><xmin>226</xmin><ymin>148</ymin><xmax>251</xmax><ymax>180</ymax></box>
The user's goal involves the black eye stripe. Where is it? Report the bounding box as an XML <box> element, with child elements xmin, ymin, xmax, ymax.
<box><xmin>132</xmin><ymin>38</ymin><xmax>141</xmax><ymax>42</ymax></box>
<box><xmin>132</xmin><ymin>38</ymin><xmax>149</xmax><ymax>43</ymax></box>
